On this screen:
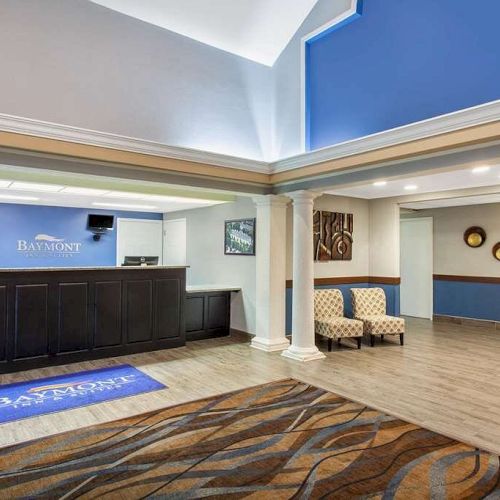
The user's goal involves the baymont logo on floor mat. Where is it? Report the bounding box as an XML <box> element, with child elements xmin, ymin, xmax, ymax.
<box><xmin>0</xmin><ymin>365</ymin><xmax>166</xmax><ymax>424</ymax></box>
<box><xmin>0</xmin><ymin>375</ymin><xmax>138</xmax><ymax>409</ymax></box>
<box><xmin>16</xmin><ymin>233</ymin><xmax>82</xmax><ymax>259</ymax></box>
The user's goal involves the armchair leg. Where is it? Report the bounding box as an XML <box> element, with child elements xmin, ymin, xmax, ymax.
<box><xmin>337</xmin><ymin>338</ymin><xmax>341</xmax><ymax>346</ymax></box>
<box><xmin>370</xmin><ymin>335</ymin><xmax>375</xmax><ymax>347</ymax></box>
<box><xmin>381</xmin><ymin>334</ymin><xmax>384</xmax><ymax>342</ymax></box>
<box><xmin>328</xmin><ymin>338</ymin><xmax>332</xmax><ymax>352</ymax></box>
<box><xmin>357</xmin><ymin>337</ymin><xmax>362</xmax><ymax>349</ymax></box>
<box><xmin>400</xmin><ymin>333</ymin><xmax>404</xmax><ymax>346</ymax></box>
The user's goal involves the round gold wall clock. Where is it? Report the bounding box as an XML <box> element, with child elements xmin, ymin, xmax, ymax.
<box><xmin>493</xmin><ymin>242</ymin><xmax>500</xmax><ymax>261</ymax></box>
<box><xmin>463</xmin><ymin>226</ymin><xmax>486</xmax><ymax>248</ymax></box>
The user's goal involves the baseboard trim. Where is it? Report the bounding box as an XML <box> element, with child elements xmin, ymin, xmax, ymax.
<box><xmin>433</xmin><ymin>314</ymin><xmax>500</xmax><ymax>330</ymax></box>
<box><xmin>230</xmin><ymin>328</ymin><xmax>253</xmax><ymax>339</ymax></box>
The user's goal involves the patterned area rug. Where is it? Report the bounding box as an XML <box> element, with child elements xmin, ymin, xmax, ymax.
<box><xmin>0</xmin><ymin>379</ymin><xmax>498</xmax><ymax>498</ymax></box>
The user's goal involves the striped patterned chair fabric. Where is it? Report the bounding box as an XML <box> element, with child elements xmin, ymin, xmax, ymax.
<box><xmin>314</xmin><ymin>289</ymin><xmax>363</xmax><ymax>350</ymax></box>
<box><xmin>351</xmin><ymin>287</ymin><xmax>405</xmax><ymax>347</ymax></box>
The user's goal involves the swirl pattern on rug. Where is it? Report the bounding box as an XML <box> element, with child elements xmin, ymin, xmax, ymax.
<box><xmin>0</xmin><ymin>378</ymin><xmax>498</xmax><ymax>498</ymax></box>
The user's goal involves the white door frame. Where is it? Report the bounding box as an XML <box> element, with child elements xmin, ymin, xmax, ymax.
<box><xmin>400</xmin><ymin>217</ymin><xmax>434</xmax><ymax>320</ymax></box>
<box><xmin>116</xmin><ymin>218</ymin><xmax>164</xmax><ymax>266</ymax></box>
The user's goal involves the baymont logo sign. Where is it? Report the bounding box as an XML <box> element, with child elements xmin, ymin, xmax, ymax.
<box><xmin>17</xmin><ymin>233</ymin><xmax>82</xmax><ymax>258</ymax></box>
<box><xmin>0</xmin><ymin>375</ymin><xmax>137</xmax><ymax>409</ymax></box>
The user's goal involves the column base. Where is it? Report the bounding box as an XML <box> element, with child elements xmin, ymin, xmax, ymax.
<box><xmin>281</xmin><ymin>345</ymin><xmax>326</xmax><ymax>362</ymax></box>
<box><xmin>251</xmin><ymin>336</ymin><xmax>290</xmax><ymax>352</ymax></box>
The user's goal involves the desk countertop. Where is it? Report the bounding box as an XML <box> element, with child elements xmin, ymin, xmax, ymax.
<box><xmin>0</xmin><ymin>266</ymin><xmax>189</xmax><ymax>273</ymax></box>
<box><xmin>186</xmin><ymin>285</ymin><xmax>241</xmax><ymax>293</ymax></box>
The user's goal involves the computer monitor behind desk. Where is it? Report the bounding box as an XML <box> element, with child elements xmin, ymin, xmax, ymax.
<box><xmin>122</xmin><ymin>256</ymin><xmax>159</xmax><ymax>266</ymax></box>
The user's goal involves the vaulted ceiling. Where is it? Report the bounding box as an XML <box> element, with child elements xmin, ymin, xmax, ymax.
<box><xmin>89</xmin><ymin>0</ymin><xmax>319</xmax><ymax>66</ymax></box>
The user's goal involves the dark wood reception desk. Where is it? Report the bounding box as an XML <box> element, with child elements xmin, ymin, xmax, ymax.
<box><xmin>0</xmin><ymin>266</ymin><xmax>186</xmax><ymax>373</ymax></box>
<box><xmin>185</xmin><ymin>285</ymin><xmax>240</xmax><ymax>341</ymax></box>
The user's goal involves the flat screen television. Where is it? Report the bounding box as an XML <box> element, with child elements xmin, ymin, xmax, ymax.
<box><xmin>88</xmin><ymin>214</ymin><xmax>114</xmax><ymax>231</ymax></box>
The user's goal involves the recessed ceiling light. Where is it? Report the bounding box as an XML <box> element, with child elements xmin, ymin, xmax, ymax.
<box><xmin>92</xmin><ymin>202</ymin><xmax>157</xmax><ymax>210</ymax></box>
<box><xmin>61</xmin><ymin>187</ymin><xmax>110</xmax><ymax>196</ymax></box>
<box><xmin>471</xmin><ymin>166</ymin><xmax>491</xmax><ymax>174</ymax></box>
<box><xmin>373</xmin><ymin>181</ymin><xmax>387</xmax><ymax>187</ymax></box>
<box><xmin>0</xmin><ymin>180</ymin><xmax>12</xmax><ymax>188</ymax></box>
<box><xmin>404</xmin><ymin>184</ymin><xmax>418</xmax><ymax>191</ymax></box>
<box><xmin>10</xmin><ymin>181</ymin><xmax>64</xmax><ymax>192</ymax></box>
<box><xmin>0</xmin><ymin>194</ymin><xmax>40</xmax><ymax>201</ymax></box>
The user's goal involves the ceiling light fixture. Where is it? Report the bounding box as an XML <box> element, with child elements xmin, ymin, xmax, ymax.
<box><xmin>471</xmin><ymin>166</ymin><xmax>491</xmax><ymax>174</ymax></box>
<box><xmin>62</xmin><ymin>187</ymin><xmax>110</xmax><ymax>196</ymax></box>
<box><xmin>373</xmin><ymin>181</ymin><xmax>387</xmax><ymax>187</ymax></box>
<box><xmin>10</xmin><ymin>181</ymin><xmax>64</xmax><ymax>192</ymax></box>
<box><xmin>404</xmin><ymin>184</ymin><xmax>418</xmax><ymax>191</ymax></box>
<box><xmin>92</xmin><ymin>202</ymin><xmax>157</xmax><ymax>210</ymax></box>
<box><xmin>0</xmin><ymin>194</ymin><xmax>40</xmax><ymax>201</ymax></box>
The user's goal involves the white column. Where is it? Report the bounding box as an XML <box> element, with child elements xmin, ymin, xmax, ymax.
<box><xmin>282</xmin><ymin>190</ymin><xmax>325</xmax><ymax>362</ymax></box>
<box><xmin>251</xmin><ymin>194</ymin><xmax>290</xmax><ymax>352</ymax></box>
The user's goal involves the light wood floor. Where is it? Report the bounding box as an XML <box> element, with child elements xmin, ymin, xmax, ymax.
<box><xmin>1</xmin><ymin>318</ymin><xmax>500</xmax><ymax>456</ymax></box>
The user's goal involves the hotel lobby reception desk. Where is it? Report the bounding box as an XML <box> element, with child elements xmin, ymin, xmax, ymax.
<box><xmin>0</xmin><ymin>266</ymin><xmax>186</xmax><ymax>373</ymax></box>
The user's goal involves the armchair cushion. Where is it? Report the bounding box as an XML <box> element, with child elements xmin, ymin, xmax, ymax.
<box><xmin>351</xmin><ymin>287</ymin><xmax>386</xmax><ymax>317</ymax></box>
<box><xmin>357</xmin><ymin>315</ymin><xmax>405</xmax><ymax>335</ymax></box>
<box><xmin>315</xmin><ymin>317</ymin><xmax>363</xmax><ymax>339</ymax></box>
<box><xmin>314</xmin><ymin>289</ymin><xmax>344</xmax><ymax>319</ymax></box>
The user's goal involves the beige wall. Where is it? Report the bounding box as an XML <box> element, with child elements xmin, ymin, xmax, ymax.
<box><xmin>166</xmin><ymin>197</ymin><xmax>257</xmax><ymax>334</ymax></box>
<box><xmin>403</xmin><ymin>203</ymin><xmax>500</xmax><ymax>277</ymax></box>
<box><xmin>369</xmin><ymin>199</ymin><xmax>400</xmax><ymax>277</ymax></box>
<box><xmin>173</xmin><ymin>193</ymin><xmax>401</xmax><ymax>334</ymax></box>
<box><xmin>286</xmin><ymin>194</ymin><xmax>370</xmax><ymax>279</ymax></box>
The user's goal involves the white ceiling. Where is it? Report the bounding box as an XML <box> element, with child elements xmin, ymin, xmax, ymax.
<box><xmin>0</xmin><ymin>166</ymin><xmax>232</xmax><ymax>213</ymax></box>
<box><xmin>89</xmin><ymin>0</ymin><xmax>319</xmax><ymax>66</ymax></box>
<box><xmin>327</xmin><ymin>164</ymin><xmax>500</xmax><ymax>199</ymax></box>
<box><xmin>400</xmin><ymin>193</ymin><xmax>500</xmax><ymax>210</ymax></box>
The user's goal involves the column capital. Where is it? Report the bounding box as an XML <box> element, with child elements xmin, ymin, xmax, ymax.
<box><xmin>285</xmin><ymin>190</ymin><xmax>322</xmax><ymax>203</ymax></box>
<box><xmin>252</xmin><ymin>194</ymin><xmax>290</xmax><ymax>207</ymax></box>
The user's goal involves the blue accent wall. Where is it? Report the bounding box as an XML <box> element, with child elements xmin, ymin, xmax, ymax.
<box><xmin>306</xmin><ymin>0</ymin><xmax>500</xmax><ymax>150</ymax></box>
<box><xmin>286</xmin><ymin>283</ymin><xmax>400</xmax><ymax>334</ymax></box>
<box><xmin>0</xmin><ymin>204</ymin><xmax>162</xmax><ymax>268</ymax></box>
<box><xmin>434</xmin><ymin>279</ymin><xmax>500</xmax><ymax>322</ymax></box>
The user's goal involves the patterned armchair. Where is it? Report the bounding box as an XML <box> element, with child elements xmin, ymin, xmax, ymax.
<box><xmin>314</xmin><ymin>289</ymin><xmax>364</xmax><ymax>350</ymax></box>
<box><xmin>351</xmin><ymin>288</ymin><xmax>405</xmax><ymax>347</ymax></box>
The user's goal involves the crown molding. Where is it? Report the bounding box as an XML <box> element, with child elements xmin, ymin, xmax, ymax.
<box><xmin>271</xmin><ymin>100</ymin><xmax>500</xmax><ymax>174</ymax></box>
<box><xmin>1</xmin><ymin>100</ymin><xmax>499</xmax><ymax>180</ymax></box>
<box><xmin>0</xmin><ymin>113</ymin><xmax>270</xmax><ymax>174</ymax></box>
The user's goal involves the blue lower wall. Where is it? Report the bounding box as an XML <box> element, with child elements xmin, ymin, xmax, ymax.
<box><xmin>286</xmin><ymin>282</ymin><xmax>400</xmax><ymax>334</ymax></box>
<box><xmin>0</xmin><ymin>203</ymin><xmax>162</xmax><ymax>268</ymax></box>
<box><xmin>434</xmin><ymin>279</ymin><xmax>500</xmax><ymax>322</ymax></box>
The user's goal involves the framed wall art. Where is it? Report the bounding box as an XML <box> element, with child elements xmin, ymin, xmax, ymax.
<box><xmin>224</xmin><ymin>218</ymin><xmax>256</xmax><ymax>255</ymax></box>
<box><xmin>313</xmin><ymin>210</ymin><xmax>353</xmax><ymax>261</ymax></box>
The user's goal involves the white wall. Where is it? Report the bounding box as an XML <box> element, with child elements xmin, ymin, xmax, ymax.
<box><xmin>171</xmin><ymin>193</ymin><xmax>402</xmax><ymax>335</ymax></box>
<box><xmin>168</xmin><ymin>198</ymin><xmax>257</xmax><ymax>334</ymax></box>
<box><xmin>369</xmin><ymin>199</ymin><xmax>400</xmax><ymax>277</ymax></box>
<box><xmin>0</xmin><ymin>0</ymin><xmax>272</xmax><ymax>160</ymax></box>
<box><xmin>0</xmin><ymin>0</ymin><xmax>352</xmax><ymax>161</ymax></box>
<box><xmin>286</xmin><ymin>194</ymin><xmax>370</xmax><ymax>279</ymax></box>
<box><xmin>403</xmin><ymin>203</ymin><xmax>500</xmax><ymax>277</ymax></box>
